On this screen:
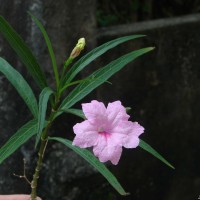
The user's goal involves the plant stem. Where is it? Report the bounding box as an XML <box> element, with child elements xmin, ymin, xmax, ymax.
<box><xmin>30</xmin><ymin>73</ymin><xmax>61</xmax><ymax>199</ymax></box>
<box><xmin>59</xmin><ymin>57</ymin><xmax>73</xmax><ymax>88</ymax></box>
<box><xmin>30</xmin><ymin>124</ymin><xmax>50</xmax><ymax>200</ymax></box>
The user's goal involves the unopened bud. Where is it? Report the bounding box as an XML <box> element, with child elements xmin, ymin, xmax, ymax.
<box><xmin>70</xmin><ymin>38</ymin><xmax>86</xmax><ymax>59</ymax></box>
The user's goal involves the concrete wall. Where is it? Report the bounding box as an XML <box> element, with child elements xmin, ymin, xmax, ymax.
<box><xmin>96</xmin><ymin>14</ymin><xmax>200</xmax><ymax>200</ymax></box>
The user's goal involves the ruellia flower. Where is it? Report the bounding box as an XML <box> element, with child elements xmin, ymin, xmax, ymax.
<box><xmin>72</xmin><ymin>100</ymin><xmax>144</xmax><ymax>165</ymax></box>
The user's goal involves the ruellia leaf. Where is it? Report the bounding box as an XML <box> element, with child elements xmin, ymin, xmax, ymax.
<box><xmin>0</xmin><ymin>15</ymin><xmax>47</xmax><ymax>89</ymax></box>
<box><xmin>28</xmin><ymin>12</ymin><xmax>59</xmax><ymax>89</ymax></box>
<box><xmin>49</xmin><ymin>137</ymin><xmax>129</xmax><ymax>196</ymax></box>
<box><xmin>0</xmin><ymin>57</ymin><xmax>38</xmax><ymax>118</ymax></box>
<box><xmin>59</xmin><ymin>47</ymin><xmax>154</xmax><ymax>111</ymax></box>
<box><xmin>0</xmin><ymin>120</ymin><xmax>38</xmax><ymax>164</ymax></box>
<box><xmin>139</xmin><ymin>139</ymin><xmax>175</xmax><ymax>169</ymax></box>
<box><xmin>62</xmin><ymin>35</ymin><xmax>145</xmax><ymax>85</ymax></box>
<box><xmin>60</xmin><ymin>77</ymin><xmax>96</xmax><ymax>94</ymax></box>
<box><xmin>35</xmin><ymin>87</ymin><xmax>53</xmax><ymax>147</ymax></box>
<box><xmin>63</xmin><ymin>108</ymin><xmax>85</xmax><ymax>119</ymax></box>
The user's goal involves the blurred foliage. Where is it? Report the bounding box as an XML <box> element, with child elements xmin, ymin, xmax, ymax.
<box><xmin>97</xmin><ymin>0</ymin><xmax>200</xmax><ymax>27</ymax></box>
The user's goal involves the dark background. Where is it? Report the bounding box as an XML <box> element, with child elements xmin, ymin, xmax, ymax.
<box><xmin>0</xmin><ymin>1</ymin><xmax>200</xmax><ymax>200</ymax></box>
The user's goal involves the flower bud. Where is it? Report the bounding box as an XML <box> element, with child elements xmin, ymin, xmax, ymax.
<box><xmin>70</xmin><ymin>38</ymin><xmax>86</xmax><ymax>59</ymax></box>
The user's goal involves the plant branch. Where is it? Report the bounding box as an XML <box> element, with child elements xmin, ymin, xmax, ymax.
<box><xmin>13</xmin><ymin>158</ymin><xmax>31</xmax><ymax>185</ymax></box>
<box><xmin>30</xmin><ymin>110</ymin><xmax>56</xmax><ymax>200</ymax></box>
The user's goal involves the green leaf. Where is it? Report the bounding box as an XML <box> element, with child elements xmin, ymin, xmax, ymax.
<box><xmin>0</xmin><ymin>120</ymin><xmax>38</xmax><ymax>164</ymax></box>
<box><xmin>64</xmin><ymin>108</ymin><xmax>85</xmax><ymax>119</ymax></box>
<box><xmin>0</xmin><ymin>57</ymin><xmax>38</xmax><ymax>118</ymax></box>
<box><xmin>35</xmin><ymin>87</ymin><xmax>53</xmax><ymax>147</ymax></box>
<box><xmin>60</xmin><ymin>78</ymin><xmax>90</xmax><ymax>94</ymax></box>
<box><xmin>59</xmin><ymin>47</ymin><xmax>154</xmax><ymax>111</ymax></box>
<box><xmin>0</xmin><ymin>15</ymin><xmax>47</xmax><ymax>89</ymax></box>
<box><xmin>49</xmin><ymin>137</ymin><xmax>128</xmax><ymax>196</ymax></box>
<box><xmin>63</xmin><ymin>35</ymin><xmax>145</xmax><ymax>85</ymax></box>
<box><xmin>139</xmin><ymin>139</ymin><xmax>175</xmax><ymax>169</ymax></box>
<box><xmin>28</xmin><ymin>12</ymin><xmax>59</xmax><ymax>89</ymax></box>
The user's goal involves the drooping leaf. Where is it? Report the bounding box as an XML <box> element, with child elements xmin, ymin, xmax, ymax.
<box><xmin>0</xmin><ymin>120</ymin><xmax>38</xmax><ymax>164</ymax></box>
<box><xmin>28</xmin><ymin>13</ymin><xmax>59</xmax><ymax>89</ymax></box>
<box><xmin>35</xmin><ymin>87</ymin><xmax>53</xmax><ymax>147</ymax></box>
<box><xmin>0</xmin><ymin>58</ymin><xmax>38</xmax><ymax>118</ymax></box>
<box><xmin>0</xmin><ymin>15</ymin><xmax>47</xmax><ymax>89</ymax></box>
<box><xmin>139</xmin><ymin>139</ymin><xmax>175</xmax><ymax>169</ymax></box>
<box><xmin>59</xmin><ymin>47</ymin><xmax>154</xmax><ymax>111</ymax></box>
<box><xmin>49</xmin><ymin>137</ymin><xmax>128</xmax><ymax>196</ymax></box>
<box><xmin>62</xmin><ymin>35</ymin><xmax>145</xmax><ymax>85</ymax></box>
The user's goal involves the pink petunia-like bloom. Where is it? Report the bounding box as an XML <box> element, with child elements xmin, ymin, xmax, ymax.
<box><xmin>72</xmin><ymin>100</ymin><xmax>144</xmax><ymax>165</ymax></box>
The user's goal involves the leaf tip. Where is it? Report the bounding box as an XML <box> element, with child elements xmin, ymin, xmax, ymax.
<box><xmin>170</xmin><ymin>164</ymin><xmax>175</xmax><ymax>170</ymax></box>
<box><xmin>149</xmin><ymin>47</ymin><xmax>156</xmax><ymax>51</ymax></box>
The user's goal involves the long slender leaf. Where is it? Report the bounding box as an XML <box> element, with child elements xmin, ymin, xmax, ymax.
<box><xmin>139</xmin><ymin>139</ymin><xmax>175</xmax><ymax>169</ymax></box>
<box><xmin>0</xmin><ymin>57</ymin><xmax>38</xmax><ymax>118</ymax></box>
<box><xmin>0</xmin><ymin>15</ymin><xmax>47</xmax><ymax>89</ymax></box>
<box><xmin>28</xmin><ymin>13</ymin><xmax>59</xmax><ymax>89</ymax></box>
<box><xmin>0</xmin><ymin>120</ymin><xmax>38</xmax><ymax>164</ymax></box>
<box><xmin>64</xmin><ymin>108</ymin><xmax>85</xmax><ymax>119</ymax></box>
<box><xmin>35</xmin><ymin>87</ymin><xmax>53</xmax><ymax>147</ymax></box>
<box><xmin>63</xmin><ymin>35</ymin><xmax>145</xmax><ymax>85</ymax></box>
<box><xmin>49</xmin><ymin>137</ymin><xmax>128</xmax><ymax>195</ymax></box>
<box><xmin>59</xmin><ymin>47</ymin><xmax>154</xmax><ymax>111</ymax></box>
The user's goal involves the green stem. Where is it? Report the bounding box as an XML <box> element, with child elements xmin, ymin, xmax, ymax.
<box><xmin>59</xmin><ymin>57</ymin><xmax>73</xmax><ymax>88</ymax></box>
<box><xmin>30</xmin><ymin>101</ymin><xmax>59</xmax><ymax>199</ymax></box>
<box><xmin>63</xmin><ymin>57</ymin><xmax>73</xmax><ymax>71</ymax></box>
<box><xmin>30</xmin><ymin>121</ymin><xmax>53</xmax><ymax>199</ymax></box>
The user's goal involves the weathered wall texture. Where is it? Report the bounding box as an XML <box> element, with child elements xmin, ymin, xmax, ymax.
<box><xmin>97</xmin><ymin>14</ymin><xmax>200</xmax><ymax>200</ymax></box>
<box><xmin>0</xmin><ymin>0</ymin><xmax>200</xmax><ymax>199</ymax></box>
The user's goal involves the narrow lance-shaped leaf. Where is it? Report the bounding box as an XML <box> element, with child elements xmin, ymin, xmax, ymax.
<box><xmin>0</xmin><ymin>120</ymin><xmax>38</xmax><ymax>164</ymax></box>
<box><xmin>63</xmin><ymin>108</ymin><xmax>86</xmax><ymax>119</ymax></box>
<box><xmin>0</xmin><ymin>15</ymin><xmax>47</xmax><ymax>89</ymax></box>
<box><xmin>28</xmin><ymin>12</ymin><xmax>59</xmax><ymax>89</ymax></box>
<box><xmin>35</xmin><ymin>87</ymin><xmax>53</xmax><ymax>147</ymax></box>
<box><xmin>139</xmin><ymin>139</ymin><xmax>175</xmax><ymax>169</ymax></box>
<box><xmin>0</xmin><ymin>57</ymin><xmax>38</xmax><ymax>118</ymax></box>
<box><xmin>63</xmin><ymin>35</ymin><xmax>145</xmax><ymax>85</ymax></box>
<box><xmin>59</xmin><ymin>47</ymin><xmax>154</xmax><ymax>111</ymax></box>
<box><xmin>49</xmin><ymin>137</ymin><xmax>128</xmax><ymax>196</ymax></box>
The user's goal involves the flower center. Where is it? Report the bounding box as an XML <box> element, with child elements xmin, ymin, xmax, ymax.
<box><xmin>98</xmin><ymin>127</ymin><xmax>110</xmax><ymax>137</ymax></box>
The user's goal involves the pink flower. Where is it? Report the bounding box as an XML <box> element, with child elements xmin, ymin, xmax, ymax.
<box><xmin>72</xmin><ymin>100</ymin><xmax>144</xmax><ymax>165</ymax></box>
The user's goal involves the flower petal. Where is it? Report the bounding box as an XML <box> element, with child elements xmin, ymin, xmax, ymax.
<box><xmin>123</xmin><ymin>136</ymin><xmax>140</xmax><ymax>148</ymax></box>
<box><xmin>93</xmin><ymin>136</ymin><xmax>122</xmax><ymax>165</ymax></box>
<box><xmin>106</xmin><ymin>101</ymin><xmax>129</xmax><ymax>127</ymax></box>
<box><xmin>131</xmin><ymin>122</ymin><xmax>145</xmax><ymax>137</ymax></box>
<box><xmin>72</xmin><ymin>100</ymin><xmax>144</xmax><ymax>165</ymax></box>
<box><xmin>73</xmin><ymin>120</ymin><xmax>99</xmax><ymax>148</ymax></box>
<box><xmin>82</xmin><ymin>100</ymin><xmax>107</xmax><ymax>124</ymax></box>
<box><xmin>122</xmin><ymin>122</ymin><xmax>144</xmax><ymax>148</ymax></box>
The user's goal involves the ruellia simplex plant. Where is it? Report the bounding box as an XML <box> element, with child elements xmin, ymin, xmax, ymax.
<box><xmin>0</xmin><ymin>13</ymin><xmax>174</xmax><ymax>200</ymax></box>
